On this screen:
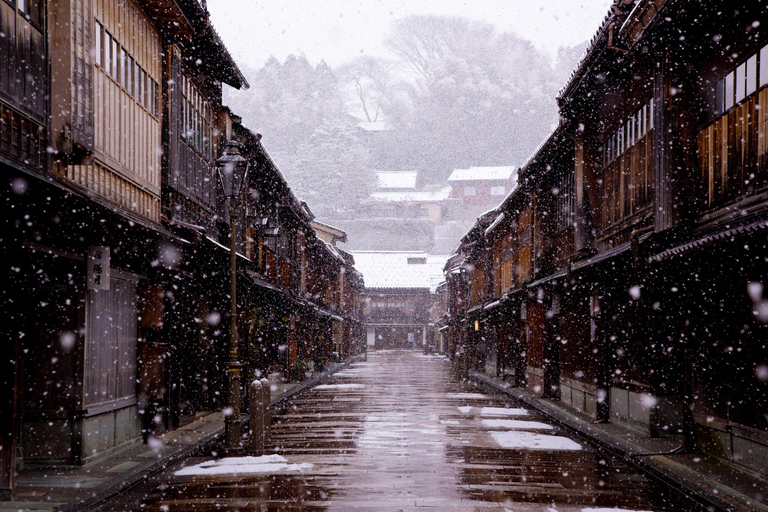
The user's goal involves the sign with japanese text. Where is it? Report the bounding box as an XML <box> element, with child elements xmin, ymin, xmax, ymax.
<box><xmin>87</xmin><ymin>246</ymin><xmax>110</xmax><ymax>290</ymax></box>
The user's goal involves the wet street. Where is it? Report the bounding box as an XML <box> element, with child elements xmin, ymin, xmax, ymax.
<box><xmin>98</xmin><ymin>351</ymin><xmax>706</xmax><ymax>511</ymax></box>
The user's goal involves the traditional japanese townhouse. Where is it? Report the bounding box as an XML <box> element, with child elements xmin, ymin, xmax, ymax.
<box><xmin>313</xmin><ymin>221</ymin><xmax>366</xmax><ymax>358</ymax></box>
<box><xmin>554</xmin><ymin>0</ymin><xmax>768</xmax><ymax>467</ymax></box>
<box><xmin>2</xmin><ymin>0</ymin><xmax>211</xmax><ymax>490</ymax></box>
<box><xmin>353</xmin><ymin>252</ymin><xmax>446</xmax><ymax>350</ymax></box>
<box><xmin>1</xmin><ymin>0</ymin><xmax>49</xmax><ymax>496</ymax></box>
<box><xmin>451</xmin><ymin>0</ymin><xmax>768</xmax><ymax>479</ymax></box>
<box><xmin>149</xmin><ymin>1</ymin><xmax>249</xmax><ymax>429</ymax></box>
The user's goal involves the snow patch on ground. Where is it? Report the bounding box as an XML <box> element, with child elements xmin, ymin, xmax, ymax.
<box><xmin>175</xmin><ymin>455</ymin><xmax>313</xmax><ymax>476</ymax></box>
<box><xmin>315</xmin><ymin>383</ymin><xmax>365</xmax><ymax>390</ymax></box>
<box><xmin>490</xmin><ymin>431</ymin><xmax>582</xmax><ymax>451</ymax></box>
<box><xmin>481</xmin><ymin>419</ymin><xmax>553</xmax><ymax>430</ymax></box>
<box><xmin>458</xmin><ymin>406</ymin><xmax>473</xmax><ymax>414</ymax></box>
<box><xmin>441</xmin><ymin>420</ymin><xmax>460</xmax><ymax>425</ymax></box>
<box><xmin>446</xmin><ymin>393</ymin><xmax>488</xmax><ymax>399</ymax></box>
<box><xmin>582</xmin><ymin>509</ymin><xmax>654</xmax><ymax>512</ymax></box>
<box><xmin>480</xmin><ymin>407</ymin><xmax>529</xmax><ymax>416</ymax></box>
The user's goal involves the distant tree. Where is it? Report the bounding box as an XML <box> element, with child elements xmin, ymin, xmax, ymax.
<box><xmin>223</xmin><ymin>54</ymin><xmax>346</xmax><ymax>159</ymax></box>
<box><xmin>339</xmin><ymin>57</ymin><xmax>400</xmax><ymax>123</ymax></box>
<box><xmin>223</xmin><ymin>55</ymin><xmax>377</xmax><ymax>215</ymax></box>
<box><xmin>378</xmin><ymin>15</ymin><xmax>560</xmax><ymax>184</ymax></box>
<box><xmin>279</xmin><ymin>121</ymin><xmax>376</xmax><ymax>217</ymax></box>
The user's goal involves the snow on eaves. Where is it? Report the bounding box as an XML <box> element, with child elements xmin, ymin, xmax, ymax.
<box><xmin>377</xmin><ymin>171</ymin><xmax>418</xmax><ymax>190</ymax></box>
<box><xmin>350</xmin><ymin>251</ymin><xmax>450</xmax><ymax>292</ymax></box>
<box><xmin>447</xmin><ymin>166</ymin><xmax>515</xmax><ymax>182</ymax></box>
<box><xmin>370</xmin><ymin>187</ymin><xmax>451</xmax><ymax>203</ymax></box>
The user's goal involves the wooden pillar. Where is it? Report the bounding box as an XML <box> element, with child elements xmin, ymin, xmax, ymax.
<box><xmin>573</xmin><ymin>128</ymin><xmax>595</xmax><ymax>254</ymax></box>
<box><xmin>543</xmin><ymin>291</ymin><xmax>561</xmax><ymax>399</ymax></box>
<box><xmin>653</xmin><ymin>51</ymin><xmax>690</xmax><ymax>232</ymax></box>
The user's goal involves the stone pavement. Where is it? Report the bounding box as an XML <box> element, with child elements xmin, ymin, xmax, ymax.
<box><xmin>471</xmin><ymin>371</ymin><xmax>768</xmax><ymax>512</ymax></box>
<box><xmin>0</xmin><ymin>358</ymin><xmax>360</xmax><ymax>512</ymax></box>
<box><xmin>91</xmin><ymin>350</ymin><xmax>711</xmax><ymax>511</ymax></box>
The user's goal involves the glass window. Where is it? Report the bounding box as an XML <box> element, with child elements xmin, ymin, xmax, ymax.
<box><xmin>111</xmin><ymin>39</ymin><xmax>118</xmax><ymax>78</ymax></box>
<box><xmin>120</xmin><ymin>48</ymin><xmax>127</xmax><ymax>88</ymax></box>
<box><xmin>761</xmin><ymin>45</ymin><xmax>768</xmax><ymax>87</ymax></box>
<box><xmin>747</xmin><ymin>54</ymin><xmax>757</xmax><ymax>96</ymax></box>
<box><xmin>464</xmin><ymin>186</ymin><xmax>476</xmax><ymax>196</ymax></box>
<box><xmin>125</xmin><ymin>55</ymin><xmax>132</xmax><ymax>95</ymax></box>
<box><xmin>491</xmin><ymin>186</ymin><xmax>506</xmax><ymax>196</ymax></box>
<box><xmin>134</xmin><ymin>62</ymin><xmax>140</xmax><ymax>97</ymax></box>
<box><xmin>141</xmin><ymin>70</ymin><xmax>148</xmax><ymax>108</ymax></box>
<box><xmin>104</xmin><ymin>32</ymin><xmax>112</xmax><ymax>76</ymax></box>
<box><xmin>725</xmin><ymin>71</ymin><xmax>735</xmax><ymax>110</ymax></box>
<box><xmin>95</xmin><ymin>21</ymin><xmax>103</xmax><ymax>67</ymax></box>
<box><xmin>715</xmin><ymin>78</ymin><xmax>725</xmax><ymax>115</ymax></box>
<box><xmin>18</xmin><ymin>0</ymin><xmax>41</xmax><ymax>27</ymax></box>
<box><xmin>736</xmin><ymin>63</ymin><xmax>746</xmax><ymax>103</ymax></box>
<box><xmin>137</xmin><ymin>68</ymin><xmax>144</xmax><ymax>106</ymax></box>
<box><xmin>649</xmin><ymin>99</ymin><xmax>654</xmax><ymax>130</ymax></box>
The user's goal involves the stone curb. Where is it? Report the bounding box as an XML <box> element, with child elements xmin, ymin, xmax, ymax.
<box><xmin>470</xmin><ymin>371</ymin><xmax>768</xmax><ymax>512</ymax></box>
<box><xmin>53</xmin><ymin>354</ymin><xmax>366</xmax><ymax>512</ymax></box>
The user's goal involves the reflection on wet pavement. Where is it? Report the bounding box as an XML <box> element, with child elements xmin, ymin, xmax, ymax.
<box><xmin>96</xmin><ymin>350</ymin><xmax>706</xmax><ymax>511</ymax></box>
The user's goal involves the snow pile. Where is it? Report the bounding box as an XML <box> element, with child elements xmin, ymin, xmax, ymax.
<box><xmin>581</xmin><ymin>509</ymin><xmax>654</xmax><ymax>512</ymax></box>
<box><xmin>175</xmin><ymin>455</ymin><xmax>313</xmax><ymax>476</ymax></box>
<box><xmin>482</xmin><ymin>419</ymin><xmax>553</xmax><ymax>430</ymax></box>
<box><xmin>458</xmin><ymin>406</ymin><xmax>473</xmax><ymax>414</ymax></box>
<box><xmin>445</xmin><ymin>393</ymin><xmax>488</xmax><ymax>399</ymax></box>
<box><xmin>480</xmin><ymin>407</ymin><xmax>529</xmax><ymax>417</ymax></box>
<box><xmin>490</xmin><ymin>431</ymin><xmax>582</xmax><ymax>451</ymax></box>
<box><xmin>315</xmin><ymin>383</ymin><xmax>365</xmax><ymax>390</ymax></box>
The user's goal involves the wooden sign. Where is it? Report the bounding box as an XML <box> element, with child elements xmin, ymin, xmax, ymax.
<box><xmin>87</xmin><ymin>246</ymin><xmax>110</xmax><ymax>290</ymax></box>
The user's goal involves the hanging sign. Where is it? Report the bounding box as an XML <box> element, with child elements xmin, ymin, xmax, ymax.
<box><xmin>87</xmin><ymin>246</ymin><xmax>110</xmax><ymax>290</ymax></box>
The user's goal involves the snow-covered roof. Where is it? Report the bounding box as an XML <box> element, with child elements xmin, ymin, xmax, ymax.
<box><xmin>377</xmin><ymin>171</ymin><xmax>418</xmax><ymax>190</ymax></box>
<box><xmin>350</xmin><ymin>251</ymin><xmax>449</xmax><ymax>292</ymax></box>
<box><xmin>370</xmin><ymin>187</ymin><xmax>451</xmax><ymax>203</ymax></box>
<box><xmin>448</xmin><ymin>166</ymin><xmax>515</xmax><ymax>182</ymax></box>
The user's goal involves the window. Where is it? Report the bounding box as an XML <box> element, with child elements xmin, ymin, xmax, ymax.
<box><xmin>125</xmin><ymin>55</ymin><xmax>133</xmax><ymax>94</ymax></box>
<box><xmin>181</xmin><ymin>72</ymin><xmax>214</xmax><ymax>158</ymax></box>
<box><xmin>491</xmin><ymin>186</ymin><xmax>506</xmax><ymax>196</ymax></box>
<box><xmin>104</xmin><ymin>32</ymin><xmax>112</xmax><ymax>76</ymax></box>
<box><xmin>18</xmin><ymin>0</ymin><xmax>41</xmax><ymax>27</ymax></box>
<box><xmin>715</xmin><ymin>78</ymin><xmax>725</xmax><ymax>115</ymax></box>
<box><xmin>120</xmin><ymin>48</ymin><xmax>128</xmax><ymax>88</ymax></box>
<box><xmin>111</xmin><ymin>37</ymin><xmax>118</xmax><ymax>78</ymax></box>
<box><xmin>747</xmin><ymin>54</ymin><xmax>757</xmax><ymax>96</ymax></box>
<box><xmin>555</xmin><ymin>171</ymin><xmax>574</xmax><ymax>232</ymax></box>
<box><xmin>464</xmin><ymin>186</ymin><xmax>476</xmax><ymax>196</ymax></box>
<box><xmin>761</xmin><ymin>45</ymin><xmax>768</xmax><ymax>87</ymax></box>
<box><xmin>95</xmin><ymin>21</ymin><xmax>103</xmax><ymax>67</ymax></box>
<box><xmin>725</xmin><ymin>71</ymin><xmax>735</xmax><ymax>110</ymax></box>
<box><xmin>736</xmin><ymin>62</ymin><xmax>746</xmax><ymax>103</ymax></box>
<box><xmin>135</xmin><ymin>62</ymin><xmax>141</xmax><ymax>97</ymax></box>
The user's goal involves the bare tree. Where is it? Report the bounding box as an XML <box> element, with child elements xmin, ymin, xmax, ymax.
<box><xmin>340</xmin><ymin>57</ymin><xmax>398</xmax><ymax>122</ymax></box>
<box><xmin>384</xmin><ymin>16</ymin><xmax>496</xmax><ymax>86</ymax></box>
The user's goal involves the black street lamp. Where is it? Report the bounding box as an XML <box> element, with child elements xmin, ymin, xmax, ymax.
<box><xmin>216</xmin><ymin>138</ymin><xmax>250</xmax><ymax>453</ymax></box>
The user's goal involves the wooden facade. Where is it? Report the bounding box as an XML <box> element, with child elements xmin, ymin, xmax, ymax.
<box><xmin>445</xmin><ymin>0</ymin><xmax>768</xmax><ymax>479</ymax></box>
<box><xmin>1</xmin><ymin>0</ymin><xmax>363</xmax><ymax>499</ymax></box>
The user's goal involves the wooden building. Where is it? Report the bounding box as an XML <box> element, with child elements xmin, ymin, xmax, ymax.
<box><xmin>1</xmin><ymin>0</ymin><xmax>363</xmax><ymax>498</ymax></box>
<box><xmin>353</xmin><ymin>252</ymin><xmax>445</xmax><ymax>350</ymax></box>
<box><xmin>448</xmin><ymin>0</ymin><xmax>768</xmax><ymax>478</ymax></box>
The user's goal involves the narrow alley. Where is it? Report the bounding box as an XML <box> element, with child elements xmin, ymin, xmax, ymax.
<box><xmin>96</xmin><ymin>351</ymin><xmax>705</xmax><ymax>511</ymax></box>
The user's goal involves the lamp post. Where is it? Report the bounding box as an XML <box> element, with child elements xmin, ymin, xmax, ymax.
<box><xmin>216</xmin><ymin>138</ymin><xmax>249</xmax><ymax>453</ymax></box>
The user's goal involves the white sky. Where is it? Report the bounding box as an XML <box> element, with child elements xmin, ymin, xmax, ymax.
<box><xmin>207</xmin><ymin>0</ymin><xmax>613</xmax><ymax>71</ymax></box>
